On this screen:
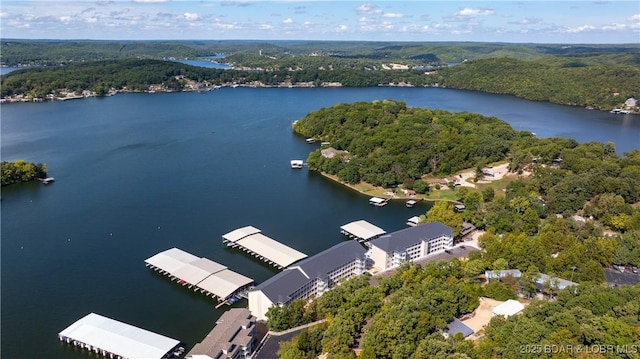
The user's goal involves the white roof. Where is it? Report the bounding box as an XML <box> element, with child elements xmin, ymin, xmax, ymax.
<box><xmin>369</xmin><ymin>197</ymin><xmax>385</xmax><ymax>204</ymax></box>
<box><xmin>222</xmin><ymin>226</ymin><xmax>261</xmax><ymax>243</ymax></box>
<box><xmin>492</xmin><ymin>299</ymin><xmax>524</xmax><ymax>317</ymax></box>
<box><xmin>144</xmin><ymin>247</ymin><xmax>199</xmax><ymax>275</ymax></box>
<box><xmin>198</xmin><ymin>269</ymin><xmax>253</xmax><ymax>299</ymax></box>
<box><xmin>407</xmin><ymin>216</ymin><xmax>420</xmax><ymax>224</ymax></box>
<box><xmin>237</xmin><ymin>233</ymin><xmax>307</xmax><ymax>268</ymax></box>
<box><xmin>172</xmin><ymin>258</ymin><xmax>227</xmax><ymax>285</ymax></box>
<box><xmin>290</xmin><ymin>160</ymin><xmax>304</xmax><ymax>164</ymax></box>
<box><xmin>59</xmin><ymin>313</ymin><xmax>179</xmax><ymax>359</ymax></box>
<box><xmin>340</xmin><ymin>220</ymin><xmax>386</xmax><ymax>241</ymax></box>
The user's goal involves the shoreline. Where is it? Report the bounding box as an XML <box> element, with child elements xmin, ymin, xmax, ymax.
<box><xmin>318</xmin><ymin>171</ymin><xmax>458</xmax><ymax>204</ymax></box>
<box><xmin>2</xmin><ymin>84</ymin><xmax>637</xmax><ymax>115</ymax></box>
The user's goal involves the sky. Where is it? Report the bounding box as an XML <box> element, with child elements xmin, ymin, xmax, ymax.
<box><xmin>1</xmin><ymin>1</ymin><xmax>639</xmax><ymax>43</ymax></box>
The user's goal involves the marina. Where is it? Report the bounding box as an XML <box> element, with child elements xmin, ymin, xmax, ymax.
<box><xmin>58</xmin><ymin>313</ymin><xmax>184</xmax><ymax>359</ymax></box>
<box><xmin>2</xmin><ymin>87</ymin><xmax>638</xmax><ymax>359</ymax></box>
<box><xmin>145</xmin><ymin>248</ymin><xmax>253</xmax><ymax>303</ymax></box>
<box><xmin>340</xmin><ymin>220</ymin><xmax>386</xmax><ymax>243</ymax></box>
<box><xmin>222</xmin><ymin>226</ymin><xmax>308</xmax><ymax>269</ymax></box>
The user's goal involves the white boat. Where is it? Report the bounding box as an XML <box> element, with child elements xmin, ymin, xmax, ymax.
<box><xmin>406</xmin><ymin>200</ymin><xmax>417</xmax><ymax>208</ymax></box>
<box><xmin>42</xmin><ymin>177</ymin><xmax>55</xmax><ymax>184</ymax></box>
<box><xmin>290</xmin><ymin>160</ymin><xmax>304</xmax><ymax>169</ymax></box>
<box><xmin>610</xmin><ymin>109</ymin><xmax>622</xmax><ymax>114</ymax></box>
<box><xmin>306</xmin><ymin>138</ymin><xmax>316</xmax><ymax>144</ymax></box>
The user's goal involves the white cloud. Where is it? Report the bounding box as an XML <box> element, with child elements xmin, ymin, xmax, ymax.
<box><xmin>455</xmin><ymin>8</ymin><xmax>494</xmax><ymax>17</ymax></box>
<box><xmin>629</xmin><ymin>14</ymin><xmax>640</xmax><ymax>22</ymax></box>
<box><xmin>383</xmin><ymin>13</ymin><xmax>403</xmax><ymax>19</ymax></box>
<box><xmin>382</xmin><ymin>21</ymin><xmax>393</xmax><ymax>30</ymax></box>
<box><xmin>356</xmin><ymin>4</ymin><xmax>381</xmax><ymax>15</ymax></box>
<box><xmin>132</xmin><ymin>0</ymin><xmax>168</xmax><ymax>3</ymax></box>
<box><xmin>601</xmin><ymin>23</ymin><xmax>626</xmax><ymax>31</ymax></box>
<box><xmin>183</xmin><ymin>12</ymin><xmax>199</xmax><ymax>21</ymax></box>
<box><xmin>259</xmin><ymin>24</ymin><xmax>273</xmax><ymax>30</ymax></box>
<box><xmin>59</xmin><ymin>16</ymin><xmax>72</xmax><ymax>23</ymax></box>
<box><xmin>565</xmin><ymin>25</ymin><xmax>595</xmax><ymax>33</ymax></box>
<box><xmin>335</xmin><ymin>24</ymin><xmax>349</xmax><ymax>32</ymax></box>
<box><xmin>283</xmin><ymin>18</ymin><xmax>293</xmax><ymax>24</ymax></box>
<box><xmin>86</xmin><ymin>17</ymin><xmax>99</xmax><ymax>24</ymax></box>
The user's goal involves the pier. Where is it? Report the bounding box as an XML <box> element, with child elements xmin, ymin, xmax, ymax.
<box><xmin>58</xmin><ymin>313</ymin><xmax>184</xmax><ymax>359</ymax></box>
<box><xmin>222</xmin><ymin>226</ymin><xmax>308</xmax><ymax>269</ymax></box>
<box><xmin>145</xmin><ymin>248</ymin><xmax>253</xmax><ymax>303</ymax></box>
<box><xmin>340</xmin><ymin>220</ymin><xmax>386</xmax><ymax>243</ymax></box>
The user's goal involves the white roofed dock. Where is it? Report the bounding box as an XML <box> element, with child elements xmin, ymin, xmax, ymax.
<box><xmin>222</xmin><ymin>226</ymin><xmax>308</xmax><ymax>269</ymax></box>
<box><xmin>340</xmin><ymin>220</ymin><xmax>386</xmax><ymax>242</ymax></box>
<box><xmin>58</xmin><ymin>313</ymin><xmax>183</xmax><ymax>359</ymax></box>
<box><xmin>145</xmin><ymin>248</ymin><xmax>253</xmax><ymax>302</ymax></box>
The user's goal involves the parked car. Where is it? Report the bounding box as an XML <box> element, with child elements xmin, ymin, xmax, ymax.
<box><xmin>633</xmin><ymin>266</ymin><xmax>638</xmax><ymax>274</ymax></box>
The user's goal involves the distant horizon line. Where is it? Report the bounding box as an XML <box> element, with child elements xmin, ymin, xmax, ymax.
<box><xmin>2</xmin><ymin>38</ymin><xmax>639</xmax><ymax>46</ymax></box>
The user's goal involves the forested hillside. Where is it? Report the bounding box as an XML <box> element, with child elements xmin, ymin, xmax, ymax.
<box><xmin>271</xmin><ymin>262</ymin><xmax>640</xmax><ymax>359</ymax></box>
<box><xmin>293</xmin><ymin>100</ymin><xmax>519</xmax><ymax>187</ymax></box>
<box><xmin>437</xmin><ymin>56</ymin><xmax>640</xmax><ymax>109</ymax></box>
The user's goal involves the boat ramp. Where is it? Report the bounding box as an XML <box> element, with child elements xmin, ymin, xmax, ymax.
<box><xmin>145</xmin><ymin>247</ymin><xmax>253</xmax><ymax>304</ymax></box>
<box><xmin>222</xmin><ymin>226</ymin><xmax>308</xmax><ymax>269</ymax></box>
<box><xmin>58</xmin><ymin>312</ymin><xmax>184</xmax><ymax>359</ymax></box>
<box><xmin>340</xmin><ymin>220</ymin><xmax>386</xmax><ymax>243</ymax></box>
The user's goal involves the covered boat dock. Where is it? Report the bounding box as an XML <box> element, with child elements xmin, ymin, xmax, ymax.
<box><xmin>145</xmin><ymin>248</ymin><xmax>253</xmax><ymax>302</ymax></box>
<box><xmin>340</xmin><ymin>220</ymin><xmax>386</xmax><ymax>243</ymax></box>
<box><xmin>222</xmin><ymin>226</ymin><xmax>308</xmax><ymax>269</ymax></box>
<box><xmin>58</xmin><ymin>312</ymin><xmax>183</xmax><ymax>359</ymax></box>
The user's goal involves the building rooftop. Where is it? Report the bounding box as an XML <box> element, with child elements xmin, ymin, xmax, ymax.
<box><xmin>340</xmin><ymin>220</ymin><xmax>386</xmax><ymax>241</ymax></box>
<box><xmin>369</xmin><ymin>221</ymin><xmax>453</xmax><ymax>253</ymax></box>
<box><xmin>444</xmin><ymin>317</ymin><xmax>474</xmax><ymax>338</ymax></box>
<box><xmin>144</xmin><ymin>247</ymin><xmax>200</xmax><ymax>275</ymax></box>
<box><xmin>492</xmin><ymin>299</ymin><xmax>524</xmax><ymax>317</ymax></box>
<box><xmin>59</xmin><ymin>313</ymin><xmax>180</xmax><ymax>359</ymax></box>
<box><xmin>252</xmin><ymin>241</ymin><xmax>366</xmax><ymax>304</ymax></box>
<box><xmin>222</xmin><ymin>227</ymin><xmax>308</xmax><ymax>268</ymax></box>
<box><xmin>186</xmin><ymin>308</ymin><xmax>255</xmax><ymax>359</ymax></box>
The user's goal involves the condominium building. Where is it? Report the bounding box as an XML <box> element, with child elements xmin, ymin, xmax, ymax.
<box><xmin>186</xmin><ymin>308</ymin><xmax>256</xmax><ymax>359</ymax></box>
<box><xmin>366</xmin><ymin>221</ymin><xmax>454</xmax><ymax>271</ymax></box>
<box><xmin>248</xmin><ymin>241</ymin><xmax>367</xmax><ymax>321</ymax></box>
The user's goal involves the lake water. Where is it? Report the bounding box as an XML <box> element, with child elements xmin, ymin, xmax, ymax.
<box><xmin>1</xmin><ymin>87</ymin><xmax>638</xmax><ymax>359</ymax></box>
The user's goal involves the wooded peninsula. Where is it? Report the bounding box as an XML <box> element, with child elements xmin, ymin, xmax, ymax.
<box><xmin>1</xmin><ymin>40</ymin><xmax>638</xmax><ymax>111</ymax></box>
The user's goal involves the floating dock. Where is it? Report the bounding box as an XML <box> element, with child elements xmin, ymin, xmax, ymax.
<box><xmin>406</xmin><ymin>216</ymin><xmax>420</xmax><ymax>227</ymax></box>
<box><xmin>369</xmin><ymin>197</ymin><xmax>389</xmax><ymax>207</ymax></box>
<box><xmin>145</xmin><ymin>247</ymin><xmax>253</xmax><ymax>302</ymax></box>
<box><xmin>340</xmin><ymin>220</ymin><xmax>386</xmax><ymax>243</ymax></box>
<box><xmin>58</xmin><ymin>312</ymin><xmax>184</xmax><ymax>359</ymax></box>
<box><xmin>222</xmin><ymin>226</ymin><xmax>308</xmax><ymax>269</ymax></box>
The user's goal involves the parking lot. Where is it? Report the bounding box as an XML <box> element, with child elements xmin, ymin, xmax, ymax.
<box><xmin>605</xmin><ymin>268</ymin><xmax>640</xmax><ymax>286</ymax></box>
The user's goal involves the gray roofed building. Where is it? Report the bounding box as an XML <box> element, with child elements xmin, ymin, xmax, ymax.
<box><xmin>367</xmin><ymin>221</ymin><xmax>454</xmax><ymax>271</ymax></box>
<box><xmin>444</xmin><ymin>317</ymin><xmax>474</xmax><ymax>338</ymax></box>
<box><xmin>369</xmin><ymin>221</ymin><xmax>453</xmax><ymax>253</ymax></box>
<box><xmin>248</xmin><ymin>241</ymin><xmax>366</xmax><ymax>321</ymax></box>
<box><xmin>534</xmin><ymin>274</ymin><xmax>577</xmax><ymax>291</ymax></box>
<box><xmin>186</xmin><ymin>308</ymin><xmax>256</xmax><ymax>359</ymax></box>
<box><xmin>485</xmin><ymin>269</ymin><xmax>522</xmax><ymax>281</ymax></box>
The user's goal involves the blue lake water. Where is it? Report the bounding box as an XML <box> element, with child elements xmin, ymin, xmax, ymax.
<box><xmin>170</xmin><ymin>59</ymin><xmax>231</xmax><ymax>69</ymax></box>
<box><xmin>1</xmin><ymin>87</ymin><xmax>638</xmax><ymax>359</ymax></box>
